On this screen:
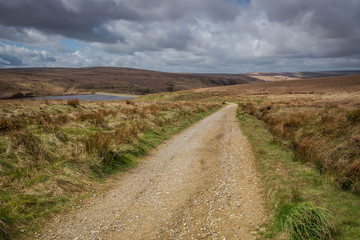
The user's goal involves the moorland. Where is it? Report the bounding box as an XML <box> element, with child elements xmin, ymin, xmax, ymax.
<box><xmin>0</xmin><ymin>67</ymin><xmax>257</xmax><ymax>99</ymax></box>
<box><xmin>1</xmin><ymin>67</ymin><xmax>358</xmax><ymax>99</ymax></box>
<box><xmin>0</xmin><ymin>71</ymin><xmax>360</xmax><ymax>239</ymax></box>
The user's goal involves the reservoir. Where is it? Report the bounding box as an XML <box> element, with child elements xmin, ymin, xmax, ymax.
<box><xmin>34</xmin><ymin>94</ymin><xmax>135</xmax><ymax>101</ymax></box>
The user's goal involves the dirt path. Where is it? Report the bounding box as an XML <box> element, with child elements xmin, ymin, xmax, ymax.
<box><xmin>37</xmin><ymin>103</ymin><xmax>267</xmax><ymax>240</ymax></box>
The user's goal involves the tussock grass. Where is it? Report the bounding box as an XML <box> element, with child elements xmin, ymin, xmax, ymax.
<box><xmin>0</xmin><ymin>99</ymin><xmax>220</xmax><ymax>239</ymax></box>
<box><xmin>280</xmin><ymin>202</ymin><xmax>333</xmax><ymax>240</ymax></box>
<box><xmin>83</xmin><ymin>131</ymin><xmax>122</xmax><ymax>167</ymax></box>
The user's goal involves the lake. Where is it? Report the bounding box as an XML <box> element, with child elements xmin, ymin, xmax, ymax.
<box><xmin>34</xmin><ymin>94</ymin><xmax>135</xmax><ymax>101</ymax></box>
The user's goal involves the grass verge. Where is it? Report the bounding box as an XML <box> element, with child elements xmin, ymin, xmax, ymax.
<box><xmin>237</xmin><ymin>107</ymin><xmax>360</xmax><ymax>240</ymax></box>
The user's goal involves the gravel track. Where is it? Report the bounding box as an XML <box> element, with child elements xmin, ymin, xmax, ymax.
<box><xmin>37</xmin><ymin>103</ymin><xmax>267</xmax><ymax>240</ymax></box>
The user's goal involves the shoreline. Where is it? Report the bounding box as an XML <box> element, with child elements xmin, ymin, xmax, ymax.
<box><xmin>0</xmin><ymin>92</ymin><xmax>139</xmax><ymax>101</ymax></box>
<box><xmin>94</xmin><ymin>92</ymin><xmax>139</xmax><ymax>98</ymax></box>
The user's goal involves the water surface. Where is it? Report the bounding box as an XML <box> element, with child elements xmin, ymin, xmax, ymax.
<box><xmin>34</xmin><ymin>94</ymin><xmax>134</xmax><ymax>101</ymax></box>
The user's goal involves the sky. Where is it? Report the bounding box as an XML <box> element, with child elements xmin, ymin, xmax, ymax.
<box><xmin>0</xmin><ymin>0</ymin><xmax>360</xmax><ymax>73</ymax></box>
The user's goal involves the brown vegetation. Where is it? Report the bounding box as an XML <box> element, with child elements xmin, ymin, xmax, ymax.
<box><xmin>0</xmin><ymin>98</ymin><xmax>220</xmax><ymax>239</ymax></box>
<box><xmin>247</xmin><ymin>70</ymin><xmax>360</xmax><ymax>82</ymax></box>
<box><xmin>0</xmin><ymin>67</ymin><xmax>257</xmax><ymax>99</ymax></box>
<box><xmin>240</xmin><ymin>101</ymin><xmax>360</xmax><ymax>193</ymax></box>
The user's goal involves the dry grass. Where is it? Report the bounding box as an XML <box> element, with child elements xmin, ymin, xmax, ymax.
<box><xmin>0</xmin><ymin>98</ymin><xmax>220</xmax><ymax>239</ymax></box>
<box><xmin>240</xmin><ymin>101</ymin><xmax>360</xmax><ymax>193</ymax></box>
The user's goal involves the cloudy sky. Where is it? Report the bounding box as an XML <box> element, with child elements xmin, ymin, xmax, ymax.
<box><xmin>0</xmin><ymin>0</ymin><xmax>359</xmax><ymax>73</ymax></box>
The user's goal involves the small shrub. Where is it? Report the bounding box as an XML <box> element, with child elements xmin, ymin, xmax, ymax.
<box><xmin>67</xmin><ymin>98</ymin><xmax>80</xmax><ymax>108</ymax></box>
<box><xmin>281</xmin><ymin>202</ymin><xmax>333</xmax><ymax>240</ymax></box>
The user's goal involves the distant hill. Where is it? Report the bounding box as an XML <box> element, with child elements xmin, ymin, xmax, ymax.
<box><xmin>0</xmin><ymin>67</ymin><xmax>258</xmax><ymax>99</ymax></box>
<box><xmin>1</xmin><ymin>67</ymin><xmax>358</xmax><ymax>99</ymax></box>
<box><xmin>193</xmin><ymin>74</ymin><xmax>360</xmax><ymax>96</ymax></box>
<box><xmin>247</xmin><ymin>70</ymin><xmax>360</xmax><ymax>81</ymax></box>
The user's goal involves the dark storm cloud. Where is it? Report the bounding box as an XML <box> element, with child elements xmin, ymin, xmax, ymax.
<box><xmin>123</xmin><ymin>0</ymin><xmax>240</xmax><ymax>21</ymax></box>
<box><xmin>156</xmin><ymin>29</ymin><xmax>192</xmax><ymax>50</ymax></box>
<box><xmin>252</xmin><ymin>0</ymin><xmax>360</xmax><ymax>58</ymax></box>
<box><xmin>253</xmin><ymin>0</ymin><xmax>360</xmax><ymax>37</ymax></box>
<box><xmin>0</xmin><ymin>0</ymin><xmax>138</xmax><ymax>42</ymax></box>
<box><xmin>0</xmin><ymin>0</ymin><xmax>239</xmax><ymax>44</ymax></box>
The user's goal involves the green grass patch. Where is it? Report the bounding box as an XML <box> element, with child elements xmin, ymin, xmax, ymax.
<box><xmin>62</xmin><ymin>127</ymin><xmax>90</xmax><ymax>135</ymax></box>
<box><xmin>280</xmin><ymin>202</ymin><xmax>334</xmax><ymax>240</ymax></box>
<box><xmin>237</xmin><ymin>107</ymin><xmax>360</xmax><ymax>239</ymax></box>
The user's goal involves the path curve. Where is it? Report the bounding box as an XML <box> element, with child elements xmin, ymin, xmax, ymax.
<box><xmin>38</xmin><ymin>103</ymin><xmax>267</xmax><ymax>240</ymax></box>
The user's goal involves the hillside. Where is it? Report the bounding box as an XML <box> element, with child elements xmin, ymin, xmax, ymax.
<box><xmin>247</xmin><ymin>70</ymin><xmax>360</xmax><ymax>81</ymax></box>
<box><xmin>192</xmin><ymin>74</ymin><xmax>360</xmax><ymax>95</ymax></box>
<box><xmin>0</xmin><ymin>67</ymin><xmax>257</xmax><ymax>99</ymax></box>
<box><xmin>2</xmin><ymin>67</ymin><xmax>358</xmax><ymax>99</ymax></box>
